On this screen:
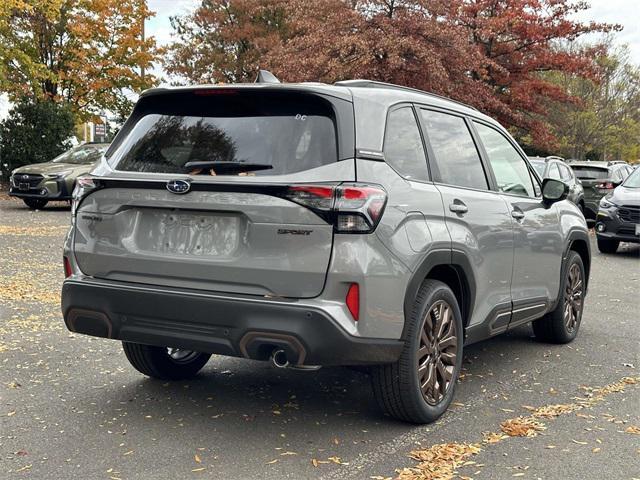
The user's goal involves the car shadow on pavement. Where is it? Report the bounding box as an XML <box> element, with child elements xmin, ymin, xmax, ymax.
<box><xmin>85</xmin><ymin>325</ymin><xmax>547</xmax><ymax>437</ymax></box>
<box><xmin>613</xmin><ymin>243</ymin><xmax>640</xmax><ymax>257</ymax></box>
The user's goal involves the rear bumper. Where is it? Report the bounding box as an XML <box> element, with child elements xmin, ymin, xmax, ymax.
<box><xmin>61</xmin><ymin>278</ymin><xmax>403</xmax><ymax>366</ymax></box>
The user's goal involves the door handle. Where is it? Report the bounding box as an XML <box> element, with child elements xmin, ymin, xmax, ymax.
<box><xmin>511</xmin><ymin>210</ymin><xmax>525</xmax><ymax>220</ymax></box>
<box><xmin>449</xmin><ymin>202</ymin><xmax>468</xmax><ymax>214</ymax></box>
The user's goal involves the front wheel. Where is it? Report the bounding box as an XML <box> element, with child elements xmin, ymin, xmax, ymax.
<box><xmin>122</xmin><ymin>342</ymin><xmax>211</xmax><ymax>380</ymax></box>
<box><xmin>597</xmin><ymin>237</ymin><xmax>619</xmax><ymax>254</ymax></box>
<box><xmin>371</xmin><ymin>280</ymin><xmax>463</xmax><ymax>424</ymax></box>
<box><xmin>23</xmin><ymin>198</ymin><xmax>48</xmax><ymax>210</ymax></box>
<box><xmin>533</xmin><ymin>251</ymin><xmax>585</xmax><ymax>344</ymax></box>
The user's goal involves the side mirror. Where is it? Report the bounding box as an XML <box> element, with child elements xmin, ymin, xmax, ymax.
<box><xmin>542</xmin><ymin>178</ymin><xmax>569</xmax><ymax>204</ymax></box>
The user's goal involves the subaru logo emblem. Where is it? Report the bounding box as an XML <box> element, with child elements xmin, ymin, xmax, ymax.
<box><xmin>22</xmin><ymin>175</ymin><xmax>29</xmax><ymax>180</ymax></box>
<box><xmin>166</xmin><ymin>179</ymin><xmax>191</xmax><ymax>194</ymax></box>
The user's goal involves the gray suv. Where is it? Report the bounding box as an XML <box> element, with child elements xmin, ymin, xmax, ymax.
<box><xmin>61</xmin><ymin>77</ymin><xmax>591</xmax><ymax>424</ymax></box>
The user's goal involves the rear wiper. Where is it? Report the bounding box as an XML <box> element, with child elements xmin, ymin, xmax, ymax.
<box><xmin>184</xmin><ymin>161</ymin><xmax>273</xmax><ymax>174</ymax></box>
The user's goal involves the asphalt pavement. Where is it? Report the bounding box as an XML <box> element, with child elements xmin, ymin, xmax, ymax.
<box><xmin>1</xmin><ymin>196</ymin><xmax>638</xmax><ymax>480</ymax></box>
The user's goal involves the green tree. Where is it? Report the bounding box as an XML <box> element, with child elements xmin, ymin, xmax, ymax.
<box><xmin>543</xmin><ymin>42</ymin><xmax>640</xmax><ymax>161</ymax></box>
<box><xmin>0</xmin><ymin>98</ymin><xmax>75</xmax><ymax>176</ymax></box>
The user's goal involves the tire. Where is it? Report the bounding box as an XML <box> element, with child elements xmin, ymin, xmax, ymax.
<box><xmin>596</xmin><ymin>237</ymin><xmax>619</xmax><ymax>254</ymax></box>
<box><xmin>23</xmin><ymin>198</ymin><xmax>48</xmax><ymax>210</ymax></box>
<box><xmin>122</xmin><ymin>342</ymin><xmax>211</xmax><ymax>380</ymax></box>
<box><xmin>533</xmin><ymin>251</ymin><xmax>585</xmax><ymax>344</ymax></box>
<box><xmin>371</xmin><ymin>280</ymin><xmax>464</xmax><ymax>424</ymax></box>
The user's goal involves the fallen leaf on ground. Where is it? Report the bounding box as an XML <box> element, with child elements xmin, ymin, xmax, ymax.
<box><xmin>500</xmin><ymin>417</ymin><xmax>546</xmax><ymax>437</ymax></box>
<box><xmin>397</xmin><ymin>442</ymin><xmax>481</xmax><ymax>480</ymax></box>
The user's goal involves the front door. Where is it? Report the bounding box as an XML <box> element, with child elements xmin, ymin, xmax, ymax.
<box><xmin>472</xmin><ymin>121</ymin><xmax>563</xmax><ymax>327</ymax></box>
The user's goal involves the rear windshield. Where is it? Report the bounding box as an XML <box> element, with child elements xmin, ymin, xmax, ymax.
<box><xmin>110</xmin><ymin>91</ymin><xmax>338</xmax><ymax>176</ymax></box>
<box><xmin>571</xmin><ymin>166</ymin><xmax>608</xmax><ymax>180</ymax></box>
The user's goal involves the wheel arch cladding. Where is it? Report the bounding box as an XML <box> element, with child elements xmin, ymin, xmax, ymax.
<box><xmin>403</xmin><ymin>250</ymin><xmax>475</xmax><ymax>339</ymax></box>
<box><xmin>569</xmin><ymin>237</ymin><xmax>590</xmax><ymax>290</ymax></box>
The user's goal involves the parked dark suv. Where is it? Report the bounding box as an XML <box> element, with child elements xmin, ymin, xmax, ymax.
<box><xmin>570</xmin><ymin>161</ymin><xmax>633</xmax><ymax>221</ymax></box>
<box><xmin>61</xmin><ymin>75</ymin><xmax>591</xmax><ymax>424</ymax></box>
<box><xmin>528</xmin><ymin>156</ymin><xmax>584</xmax><ymax>212</ymax></box>
<box><xmin>595</xmin><ymin>166</ymin><xmax>640</xmax><ymax>253</ymax></box>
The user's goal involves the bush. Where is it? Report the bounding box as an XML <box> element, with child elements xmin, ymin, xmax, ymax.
<box><xmin>0</xmin><ymin>98</ymin><xmax>75</xmax><ymax>178</ymax></box>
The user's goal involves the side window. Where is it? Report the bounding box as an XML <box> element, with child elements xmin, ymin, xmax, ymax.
<box><xmin>419</xmin><ymin>109</ymin><xmax>488</xmax><ymax>190</ymax></box>
<box><xmin>474</xmin><ymin>122</ymin><xmax>536</xmax><ymax>197</ymax></box>
<box><xmin>383</xmin><ymin>107</ymin><xmax>429</xmax><ymax>181</ymax></box>
<box><xmin>611</xmin><ymin>168</ymin><xmax>623</xmax><ymax>182</ymax></box>
<box><xmin>559</xmin><ymin>164</ymin><xmax>573</xmax><ymax>181</ymax></box>
<box><xmin>548</xmin><ymin>163</ymin><xmax>561</xmax><ymax>180</ymax></box>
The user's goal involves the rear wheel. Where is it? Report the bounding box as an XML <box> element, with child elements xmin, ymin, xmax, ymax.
<box><xmin>533</xmin><ymin>251</ymin><xmax>585</xmax><ymax>344</ymax></box>
<box><xmin>122</xmin><ymin>342</ymin><xmax>211</xmax><ymax>380</ymax></box>
<box><xmin>597</xmin><ymin>237</ymin><xmax>619</xmax><ymax>254</ymax></box>
<box><xmin>371</xmin><ymin>280</ymin><xmax>463</xmax><ymax>424</ymax></box>
<box><xmin>23</xmin><ymin>198</ymin><xmax>48</xmax><ymax>210</ymax></box>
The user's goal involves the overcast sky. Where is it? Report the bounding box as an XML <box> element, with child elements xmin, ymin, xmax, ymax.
<box><xmin>1</xmin><ymin>0</ymin><xmax>639</xmax><ymax>119</ymax></box>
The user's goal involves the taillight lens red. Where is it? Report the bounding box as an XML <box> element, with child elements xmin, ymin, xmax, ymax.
<box><xmin>595</xmin><ymin>182</ymin><xmax>614</xmax><ymax>190</ymax></box>
<box><xmin>63</xmin><ymin>256</ymin><xmax>72</xmax><ymax>278</ymax></box>
<box><xmin>284</xmin><ymin>183</ymin><xmax>387</xmax><ymax>233</ymax></box>
<box><xmin>72</xmin><ymin>176</ymin><xmax>99</xmax><ymax>215</ymax></box>
<box><xmin>346</xmin><ymin>283</ymin><xmax>359</xmax><ymax>321</ymax></box>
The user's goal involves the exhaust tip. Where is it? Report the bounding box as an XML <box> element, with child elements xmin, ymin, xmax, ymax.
<box><xmin>271</xmin><ymin>349</ymin><xmax>290</xmax><ymax>369</ymax></box>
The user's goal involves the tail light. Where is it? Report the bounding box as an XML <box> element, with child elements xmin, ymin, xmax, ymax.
<box><xmin>63</xmin><ymin>256</ymin><xmax>72</xmax><ymax>278</ymax></box>
<box><xmin>595</xmin><ymin>182</ymin><xmax>615</xmax><ymax>190</ymax></box>
<box><xmin>346</xmin><ymin>283</ymin><xmax>360</xmax><ymax>321</ymax></box>
<box><xmin>71</xmin><ymin>176</ymin><xmax>100</xmax><ymax>215</ymax></box>
<box><xmin>284</xmin><ymin>183</ymin><xmax>387</xmax><ymax>233</ymax></box>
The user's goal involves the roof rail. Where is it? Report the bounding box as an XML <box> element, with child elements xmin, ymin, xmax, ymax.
<box><xmin>334</xmin><ymin>79</ymin><xmax>479</xmax><ymax>111</ymax></box>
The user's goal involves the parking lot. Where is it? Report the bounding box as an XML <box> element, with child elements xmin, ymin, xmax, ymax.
<box><xmin>0</xmin><ymin>196</ymin><xmax>638</xmax><ymax>480</ymax></box>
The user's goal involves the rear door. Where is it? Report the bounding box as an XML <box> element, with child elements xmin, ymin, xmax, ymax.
<box><xmin>73</xmin><ymin>89</ymin><xmax>354</xmax><ymax>298</ymax></box>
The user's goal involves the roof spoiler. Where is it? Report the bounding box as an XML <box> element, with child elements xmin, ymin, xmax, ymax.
<box><xmin>255</xmin><ymin>69</ymin><xmax>280</xmax><ymax>84</ymax></box>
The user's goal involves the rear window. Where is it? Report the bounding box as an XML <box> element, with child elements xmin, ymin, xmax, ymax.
<box><xmin>110</xmin><ymin>91</ymin><xmax>338</xmax><ymax>176</ymax></box>
<box><xmin>530</xmin><ymin>161</ymin><xmax>546</xmax><ymax>177</ymax></box>
<box><xmin>572</xmin><ymin>166</ymin><xmax>608</xmax><ymax>180</ymax></box>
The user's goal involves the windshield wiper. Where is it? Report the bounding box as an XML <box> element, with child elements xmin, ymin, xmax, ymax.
<box><xmin>184</xmin><ymin>161</ymin><xmax>273</xmax><ymax>175</ymax></box>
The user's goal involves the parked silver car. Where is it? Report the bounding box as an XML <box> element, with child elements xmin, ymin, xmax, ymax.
<box><xmin>61</xmin><ymin>75</ymin><xmax>591</xmax><ymax>424</ymax></box>
<box><xmin>528</xmin><ymin>156</ymin><xmax>585</xmax><ymax>213</ymax></box>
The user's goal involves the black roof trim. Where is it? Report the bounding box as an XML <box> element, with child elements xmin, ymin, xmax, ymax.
<box><xmin>334</xmin><ymin>79</ymin><xmax>479</xmax><ymax>111</ymax></box>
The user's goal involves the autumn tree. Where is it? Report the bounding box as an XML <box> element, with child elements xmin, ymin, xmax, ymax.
<box><xmin>165</xmin><ymin>0</ymin><xmax>618</xmax><ymax>151</ymax></box>
<box><xmin>0</xmin><ymin>0</ymin><xmax>160</xmax><ymax>119</ymax></box>
<box><xmin>451</xmin><ymin>0</ymin><xmax>618</xmax><ymax>150</ymax></box>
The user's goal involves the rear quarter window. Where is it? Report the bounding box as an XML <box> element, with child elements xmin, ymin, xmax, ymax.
<box><xmin>109</xmin><ymin>91</ymin><xmax>338</xmax><ymax>176</ymax></box>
